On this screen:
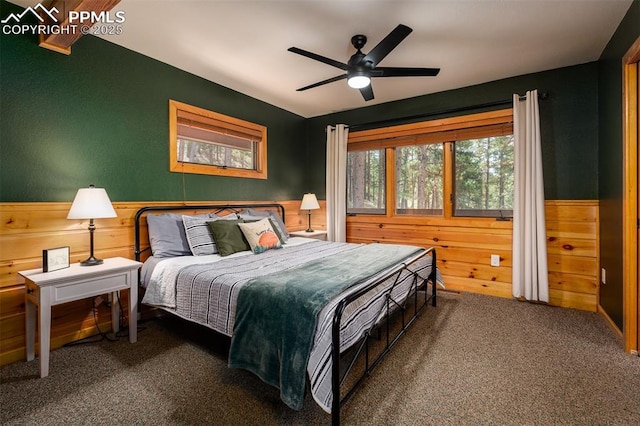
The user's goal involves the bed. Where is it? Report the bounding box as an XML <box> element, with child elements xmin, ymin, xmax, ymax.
<box><xmin>134</xmin><ymin>204</ymin><xmax>442</xmax><ymax>425</ymax></box>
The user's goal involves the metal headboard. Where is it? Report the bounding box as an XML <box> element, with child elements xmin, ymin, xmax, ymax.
<box><xmin>133</xmin><ymin>203</ymin><xmax>285</xmax><ymax>262</ymax></box>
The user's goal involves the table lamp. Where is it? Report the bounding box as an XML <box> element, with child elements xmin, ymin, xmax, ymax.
<box><xmin>67</xmin><ymin>184</ymin><xmax>117</xmax><ymax>266</ymax></box>
<box><xmin>300</xmin><ymin>193</ymin><xmax>320</xmax><ymax>232</ymax></box>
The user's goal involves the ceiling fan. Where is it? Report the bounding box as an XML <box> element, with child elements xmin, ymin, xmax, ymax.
<box><xmin>288</xmin><ymin>24</ymin><xmax>440</xmax><ymax>101</ymax></box>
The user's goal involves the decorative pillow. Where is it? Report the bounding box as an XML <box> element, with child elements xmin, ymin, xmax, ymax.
<box><xmin>237</xmin><ymin>218</ymin><xmax>283</xmax><ymax>254</ymax></box>
<box><xmin>207</xmin><ymin>219</ymin><xmax>250</xmax><ymax>256</ymax></box>
<box><xmin>147</xmin><ymin>213</ymin><xmax>209</xmax><ymax>258</ymax></box>
<box><xmin>182</xmin><ymin>214</ymin><xmax>234</xmax><ymax>256</ymax></box>
<box><xmin>266</xmin><ymin>218</ymin><xmax>286</xmax><ymax>244</ymax></box>
<box><xmin>243</xmin><ymin>208</ymin><xmax>289</xmax><ymax>240</ymax></box>
<box><xmin>238</xmin><ymin>214</ymin><xmax>285</xmax><ymax>245</ymax></box>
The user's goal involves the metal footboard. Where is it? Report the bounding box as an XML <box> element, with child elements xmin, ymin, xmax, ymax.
<box><xmin>330</xmin><ymin>247</ymin><xmax>437</xmax><ymax>425</ymax></box>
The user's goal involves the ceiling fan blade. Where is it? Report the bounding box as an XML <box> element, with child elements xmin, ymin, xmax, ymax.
<box><xmin>296</xmin><ymin>74</ymin><xmax>347</xmax><ymax>91</ymax></box>
<box><xmin>359</xmin><ymin>85</ymin><xmax>374</xmax><ymax>101</ymax></box>
<box><xmin>288</xmin><ymin>47</ymin><xmax>349</xmax><ymax>70</ymax></box>
<box><xmin>363</xmin><ymin>24</ymin><xmax>412</xmax><ymax>66</ymax></box>
<box><xmin>373</xmin><ymin>67</ymin><xmax>441</xmax><ymax>77</ymax></box>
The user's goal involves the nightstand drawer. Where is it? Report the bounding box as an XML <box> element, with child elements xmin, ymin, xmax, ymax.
<box><xmin>52</xmin><ymin>272</ymin><xmax>131</xmax><ymax>305</ymax></box>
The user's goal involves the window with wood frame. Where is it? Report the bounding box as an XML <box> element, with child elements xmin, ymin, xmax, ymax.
<box><xmin>346</xmin><ymin>109</ymin><xmax>514</xmax><ymax>218</ymax></box>
<box><xmin>169</xmin><ymin>100</ymin><xmax>267</xmax><ymax>179</ymax></box>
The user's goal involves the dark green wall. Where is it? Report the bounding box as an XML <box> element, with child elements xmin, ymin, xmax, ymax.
<box><xmin>0</xmin><ymin>1</ymin><xmax>306</xmax><ymax>203</ymax></box>
<box><xmin>305</xmin><ymin>63</ymin><xmax>599</xmax><ymax>201</ymax></box>
<box><xmin>598</xmin><ymin>0</ymin><xmax>639</xmax><ymax>329</ymax></box>
<box><xmin>2</xmin><ymin>1</ymin><xmax>638</xmax><ymax>329</ymax></box>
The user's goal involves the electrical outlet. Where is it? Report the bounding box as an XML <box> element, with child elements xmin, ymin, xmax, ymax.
<box><xmin>490</xmin><ymin>254</ymin><xmax>500</xmax><ymax>267</ymax></box>
<box><xmin>601</xmin><ymin>268</ymin><xmax>606</xmax><ymax>284</ymax></box>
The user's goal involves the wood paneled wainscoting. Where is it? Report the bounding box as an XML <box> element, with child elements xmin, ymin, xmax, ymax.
<box><xmin>0</xmin><ymin>200</ymin><xmax>318</xmax><ymax>367</ymax></box>
<box><xmin>347</xmin><ymin>200</ymin><xmax>599</xmax><ymax>312</ymax></box>
<box><xmin>0</xmin><ymin>200</ymin><xmax>594</xmax><ymax>366</ymax></box>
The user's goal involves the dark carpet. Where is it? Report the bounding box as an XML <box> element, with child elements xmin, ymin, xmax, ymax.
<box><xmin>2</xmin><ymin>292</ymin><xmax>639</xmax><ymax>425</ymax></box>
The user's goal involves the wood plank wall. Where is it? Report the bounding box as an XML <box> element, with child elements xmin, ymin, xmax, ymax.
<box><xmin>0</xmin><ymin>200</ymin><xmax>596</xmax><ymax>367</ymax></box>
<box><xmin>0</xmin><ymin>200</ymin><xmax>320</xmax><ymax>367</ymax></box>
<box><xmin>347</xmin><ymin>200</ymin><xmax>599</xmax><ymax>311</ymax></box>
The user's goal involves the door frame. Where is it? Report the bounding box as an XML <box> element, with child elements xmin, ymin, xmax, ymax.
<box><xmin>622</xmin><ymin>36</ymin><xmax>640</xmax><ymax>354</ymax></box>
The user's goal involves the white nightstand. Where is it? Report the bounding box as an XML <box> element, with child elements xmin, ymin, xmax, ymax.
<box><xmin>18</xmin><ymin>257</ymin><xmax>141</xmax><ymax>378</ymax></box>
<box><xmin>289</xmin><ymin>230</ymin><xmax>328</xmax><ymax>241</ymax></box>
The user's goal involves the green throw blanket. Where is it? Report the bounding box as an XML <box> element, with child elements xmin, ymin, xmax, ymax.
<box><xmin>228</xmin><ymin>243</ymin><xmax>423</xmax><ymax>410</ymax></box>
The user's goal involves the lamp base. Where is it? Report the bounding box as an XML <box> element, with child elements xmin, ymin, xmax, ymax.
<box><xmin>305</xmin><ymin>210</ymin><xmax>314</xmax><ymax>233</ymax></box>
<box><xmin>80</xmin><ymin>256</ymin><xmax>103</xmax><ymax>266</ymax></box>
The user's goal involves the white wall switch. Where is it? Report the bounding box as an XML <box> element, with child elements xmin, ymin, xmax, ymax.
<box><xmin>601</xmin><ymin>268</ymin><xmax>606</xmax><ymax>284</ymax></box>
<box><xmin>491</xmin><ymin>254</ymin><xmax>500</xmax><ymax>267</ymax></box>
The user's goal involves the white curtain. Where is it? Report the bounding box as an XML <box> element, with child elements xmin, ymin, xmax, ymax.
<box><xmin>326</xmin><ymin>124</ymin><xmax>348</xmax><ymax>242</ymax></box>
<box><xmin>512</xmin><ymin>89</ymin><xmax>549</xmax><ymax>302</ymax></box>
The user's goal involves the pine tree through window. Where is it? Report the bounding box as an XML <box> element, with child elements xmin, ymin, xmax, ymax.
<box><xmin>454</xmin><ymin>135</ymin><xmax>514</xmax><ymax>217</ymax></box>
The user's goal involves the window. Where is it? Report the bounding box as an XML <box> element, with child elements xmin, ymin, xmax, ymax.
<box><xmin>454</xmin><ymin>135</ymin><xmax>514</xmax><ymax>217</ymax></box>
<box><xmin>396</xmin><ymin>144</ymin><xmax>444</xmax><ymax>215</ymax></box>
<box><xmin>347</xmin><ymin>149</ymin><xmax>385</xmax><ymax>214</ymax></box>
<box><xmin>169</xmin><ymin>100</ymin><xmax>267</xmax><ymax>179</ymax></box>
<box><xmin>346</xmin><ymin>109</ymin><xmax>513</xmax><ymax>219</ymax></box>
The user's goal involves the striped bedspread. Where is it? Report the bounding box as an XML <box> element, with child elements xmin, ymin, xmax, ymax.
<box><xmin>142</xmin><ymin>238</ymin><xmax>442</xmax><ymax>413</ymax></box>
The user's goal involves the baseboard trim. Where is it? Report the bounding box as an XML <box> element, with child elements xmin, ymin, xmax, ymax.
<box><xmin>598</xmin><ymin>303</ymin><xmax>623</xmax><ymax>341</ymax></box>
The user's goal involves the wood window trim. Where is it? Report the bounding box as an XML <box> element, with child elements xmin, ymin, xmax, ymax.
<box><xmin>348</xmin><ymin>108</ymin><xmax>514</xmax><ymax>221</ymax></box>
<box><xmin>348</xmin><ymin>109</ymin><xmax>513</xmax><ymax>144</ymax></box>
<box><xmin>169</xmin><ymin>100</ymin><xmax>267</xmax><ymax>180</ymax></box>
<box><xmin>622</xmin><ymin>36</ymin><xmax>640</xmax><ymax>354</ymax></box>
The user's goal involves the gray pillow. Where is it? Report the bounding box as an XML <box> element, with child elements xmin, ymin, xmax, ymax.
<box><xmin>147</xmin><ymin>213</ymin><xmax>210</xmax><ymax>258</ymax></box>
<box><xmin>243</xmin><ymin>208</ymin><xmax>289</xmax><ymax>239</ymax></box>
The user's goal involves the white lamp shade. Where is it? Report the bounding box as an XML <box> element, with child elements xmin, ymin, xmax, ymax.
<box><xmin>67</xmin><ymin>186</ymin><xmax>117</xmax><ymax>219</ymax></box>
<box><xmin>300</xmin><ymin>193</ymin><xmax>320</xmax><ymax>210</ymax></box>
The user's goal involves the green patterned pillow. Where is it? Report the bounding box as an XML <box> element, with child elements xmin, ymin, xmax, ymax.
<box><xmin>237</xmin><ymin>218</ymin><xmax>282</xmax><ymax>254</ymax></box>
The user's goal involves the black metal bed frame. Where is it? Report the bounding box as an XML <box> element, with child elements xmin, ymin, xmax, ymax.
<box><xmin>134</xmin><ymin>203</ymin><xmax>285</xmax><ymax>261</ymax></box>
<box><xmin>133</xmin><ymin>203</ymin><xmax>437</xmax><ymax>425</ymax></box>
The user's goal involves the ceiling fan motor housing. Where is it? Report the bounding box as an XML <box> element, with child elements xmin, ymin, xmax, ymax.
<box><xmin>348</xmin><ymin>51</ymin><xmax>372</xmax><ymax>69</ymax></box>
<box><xmin>347</xmin><ymin>38</ymin><xmax>373</xmax><ymax>88</ymax></box>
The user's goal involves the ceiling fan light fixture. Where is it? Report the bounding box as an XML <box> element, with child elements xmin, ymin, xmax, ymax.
<box><xmin>347</xmin><ymin>65</ymin><xmax>371</xmax><ymax>89</ymax></box>
<box><xmin>347</xmin><ymin>74</ymin><xmax>371</xmax><ymax>89</ymax></box>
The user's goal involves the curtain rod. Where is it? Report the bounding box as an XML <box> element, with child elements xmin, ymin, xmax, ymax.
<box><xmin>348</xmin><ymin>91</ymin><xmax>549</xmax><ymax>132</ymax></box>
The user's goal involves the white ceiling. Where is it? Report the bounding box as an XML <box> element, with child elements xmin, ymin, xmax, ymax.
<box><xmin>11</xmin><ymin>0</ymin><xmax>634</xmax><ymax>118</ymax></box>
